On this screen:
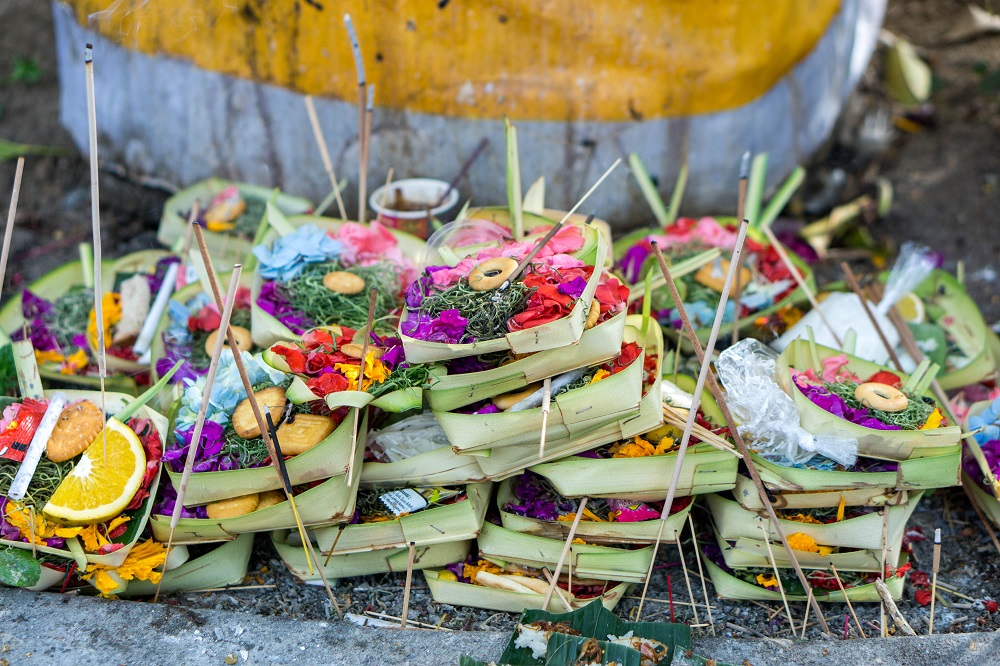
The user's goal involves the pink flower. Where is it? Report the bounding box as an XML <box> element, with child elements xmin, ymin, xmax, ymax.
<box><xmin>334</xmin><ymin>221</ymin><xmax>404</xmax><ymax>266</ymax></box>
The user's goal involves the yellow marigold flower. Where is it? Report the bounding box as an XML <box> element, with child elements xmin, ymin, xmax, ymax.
<box><xmin>556</xmin><ymin>508</ymin><xmax>605</xmax><ymax>523</ymax></box>
<box><xmin>786</xmin><ymin>532</ymin><xmax>834</xmax><ymax>555</ymax></box>
<box><xmin>836</xmin><ymin>495</ymin><xmax>846</xmax><ymax>522</ymax></box>
<box><xmin>571</xmin><ymin>537</ymin><xmax>587</xmax><ymax>545</ymax></box>
<box><xmin>756</xmin><ymin>573</ymin><xmax>779</xmax><ymax>589</ymax></box>
<box><xmin>589</xmin><ymin>369</ymin><xmax>611</xmax><ymax>385</ymax></box>
<box><xmin>465</xmin><ymin>559</ymin><xmax>502</xmax><ymax>583</ymax></box>
<box><xmin>919</xmin><ymin>408</ymin><xmax>944</xmax><ymax>430</ymax></box>
<box><xmin>205</xmin><ymin>220</ymin><xmax>236</xmax><ymax>232</ymax></box>
<box><xmin>61</xmin><ymin>349</ymin><xmax>90</xmax><ymax>375</ymax></box>
<box><xmin>784</xmin><ymin>513</ymin><xmax>824</xmax><ymax>525</ymax></box>
<box><xmin>363</xmin><ymin>353</ymin><xmax>390</xmax><ymax>389</ymax></box>
<box><xmin>82</xmin><ymin>539</ymin><xmax>166</xmax><ymax>595</ymax></box>
<box><xmin>87</xmin><ymin>292</ymin><xmax>123</xmax><ymax>351</ymax></box>
<box><xmin>78</xmin><ymin>516</ymin><xmax>131</xmax><ymax>553</ymax></box>
<box><xmin>34</xmin><ymin>349</ymin><xmax>65</xmax><ymax>366</ymax></box>
<box><xmin>4</xmin><ymin>503</ymin><xmax>82</xmax><ymax>545</ymax></box>
<box><xmin>334</xmin><ymin>363</ymin><xmax>360</xmax><ymax>391</ymax></box>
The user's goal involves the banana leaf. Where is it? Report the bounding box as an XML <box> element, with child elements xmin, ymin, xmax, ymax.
<box><xmin>0</xmin><ymin>389</ymin><xmax>168</xmax><ymax>569</ymax></box>
<box><xmin>490</xmin><ymin>599</ymin><xmax>693</xmax><ymax>666</ymax></box>
<box><xmin>477</xmin><ymin>522</ymin><xmax>653</xmax><ymax>584</ymax></box>
<box><xmin>0</xmin><ymin>251</ymin><xmax>172</xmax><ymax>395</ymax></box>
<box><xmin>704</xmin><ymin>557</ymin><xmax>905</xmax><ymax>602</ymax></box>
<box><xmin>425</xmin><ymin>310</ymin><xmax>626</xmax><ymax>412</ymax></box>
<box><xmin>360</xmin><ymin>445</ymin><xmax>488</xmax><ymax>487</ymax></box>
<box><xmin>23</xmin><ymin>563</ymin><xmax>68</xmax><ymax>592</ymax></box>
<box><xmin>496</xmin><ymin>479</ymin><xmax>694</xmax><ymax>546</ymax></box>
<box><xmin>436</xmin><ymin>322</ymin><xmax>646</xmax><ymax>453</ymax></box>
<box><xmin>150</xmin><ymin>439</ymin><xmax>365</xmax><ymax>544</ymax></box>
<box><xmin>741</xmin><ymin>448</ymin><xmax>961</xmax><ymax>497</ymax></box>
<box><xmin>706</xmin><ymin>491</ymin><xmax>924</xmax><ymax>551</ymax></box>
<box><xmin>423</xmin><ymin>568</ymin><xmax>631</xmax><ymax>615</ymax></box>
<box><xmin>529</xmin><ymin>444</ymin><xmax>737</xmax><ymax>503</ymax></box>
<box><xmin>733</xmin><ymin>473</ymin><xmax>908</xmax><ymax>511</ymax></box>
<box><xmin>251</xmin><ymin>214</ymin><xmax>426</xmax><ymax>349</ymax></box>
<box><xmin>167</xmin><ymin>397</ymin><xmax>368</xmax><ymax>506</ymax></box>
<box><xmin>121</xmin><ymin>533</ymin><xmax>254</xmax><ymax>596</ymax></box>
<box><xmin>714</xmin><ymin>530</ymin><xmax>902</xmax><ymax>573</ymax></box>
<box><xmin>776</xmin><ymin>338</ymin><xmax>962</xmax><ymax>460</ymax></box>
<box><xmin>273</xmin><ymin>531</ymin><xmax>472</xmax><ymax>581</ymax></box>
<box><xmin>964</xmin><ymin>473</ymin><xmax>1000</xmax><ymax>529</ymax></box>
<box><xmin>399</xmin><ymin>222</ymin><xmax>608</xmax><ymax>363</ymax></box>
<box><xmin>157</xmin><ymin>178</ymin><xmax>313</xmax><ymax>262</ymax></box>
<box><xmin>311</xmin><ymin>482</ymin><xmax>492</xmax><ymax>554</ymax></box>
<box><xmin>907</xmin><ymin>270</ymin><xmax>997</xmax><ymax>390</ymax></box>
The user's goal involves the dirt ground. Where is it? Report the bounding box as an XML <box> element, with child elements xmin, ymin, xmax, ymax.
<box><xmin>1</xmin><ymin>0</ymin><xmax>1000</xmax><ymax>643</ymax></box>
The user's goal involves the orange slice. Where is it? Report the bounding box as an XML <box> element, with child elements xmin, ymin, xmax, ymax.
<box><xmin>42</xmin><ymin>418</ymin><xmax>146</xmax><ymax>526</ymax></box>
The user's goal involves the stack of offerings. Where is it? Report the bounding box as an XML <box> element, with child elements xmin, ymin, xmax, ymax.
<box><xmin>701</xmin><ymin>337</ymin><xmax>961</xmax><ymax>602</ymax></box>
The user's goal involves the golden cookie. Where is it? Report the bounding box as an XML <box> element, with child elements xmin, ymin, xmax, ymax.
<box><xmin>205</xmin><ymin>493</ymin><xmax>259</xmax><ymax>520</ymax></box>
<box><xmin>468</xmin><ymin>257</ymin><xmax>518</xmax><ymax>291</ymax></box>
<box><xmin>255</xmin><ymin>490</ymin><xmax>285</xmax><ymax>511</ymax></box>
<box><xmin>275</xmin><ymin>414</ymin><xmax>337</xmax><ymax>455</ymax></box>
<box><xmin>323</xmin><ymin>271</ymin><xmax>366</xmax><ymax>295</ymax></box>
<box><xmin>340</xmin><ymin>343</ymin><xmax>383</xmax><ymax>360</ymax></box>
<box><xmin>694</xmin><ymin>258</ymin><xmax>751</xmax><ymax>293</ymax></box>
<box><xmin>231</xmin><ymin>387</ymin><xmax>287</xmax><ymax>439</ymax></box>
<box><xmin>492</xmin><ymin>382</ymin><xmax>543</xmax><ymax>411</ymax></box>
<box><xmin>46</xmin><ymin>400</ymin><xmax>105</xmax><ymax>463</ymax></box>
<box><xmin>204</xmin><ymin>325</ymin><xmax>253</xmax><ymax>358</ymax></box>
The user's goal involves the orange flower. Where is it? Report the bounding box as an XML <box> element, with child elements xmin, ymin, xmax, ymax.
<box><xmin>465</xmin><ymin>559</ymin><xmax>503</xmax><ymax>583</ymax></box>
<box><xmin>82</xmin><ymin>539</ymin><xmax>167</xmax><ymax>595</ymax></box>
<box><xmin>756</xmin><ymin>573</ymin><xmax>779</xmax><ymax>589</ymax></box>
<box><xmin>786</xmin><ymin>532</ymin><xmax>834</xmax><ymax>556</ymax></box>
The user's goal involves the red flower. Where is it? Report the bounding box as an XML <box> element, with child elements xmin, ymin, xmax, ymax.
<box><xmin>604</xmin><ymin>342</ymin><xmax>641</xmax><ymax>375</ymax></box>
<box><xmin>909</xmin><ymin>570</ymin><xmax>930</xmax><ymax>587</ymax></box>
<box><xmin>306</xmin><ymin>371</ymin><xmax>350</xmax><ymax>397</ymax></box>
<box><xmin>594</xmin><ymin>277</ymin><xmax>629</xmax><ymax>314</ymax></box>
<box><xmin>985</xmin><ymin>600</ymin><xmax>998</xmax><ymax>613</ymax></box>
<box><xmin>508</xmin><ymin>284</ymin><xmax>574</xmax><ymax>331</ymax></box>
<box><xmin>302</xmin><ymin>328</ymin><xmax>335</xmax><ymax>350</ymax></box>
<box><xmin>865</xmin><ymin>371</ymin><xmax>902</xmax><ymax>388</ymax></box>
<box><xmin>306</xmin><ymin>351</ymin><xmax>352</xmax><ymax>375</ymax></box>
<box><xmin>188</xmin><ymin>305</ymin><xmax>222</xmax><ymax>332</ymax></box>
<box><xmin>914</xmin><ymin>589</ymin><xmax>933</xmax><ymax>606</ymax></box>
<box><xmin>272</xmin><ymin>344</ymin><xmax>307</xmax><ymax>373</ymax></box>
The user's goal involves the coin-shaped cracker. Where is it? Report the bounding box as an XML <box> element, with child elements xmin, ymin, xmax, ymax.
<box><xmin>323</xmin><ymin>271</ymin><xmax>365</xmax><ymax>295</ymax></box>
<box><xmin>46</xmin><ymin>401</ymin><xmax>105</xmax><ymax>463</ymax></box>
<box><xmin>231</xmin><ymin>387</ymin><xmax>287</xmax><ymax>439</ymax></box>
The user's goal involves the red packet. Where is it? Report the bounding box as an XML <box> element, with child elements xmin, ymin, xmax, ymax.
<box><xmin>0</xmin><ymin>399</ymin><xmax>48</xmax><ymax>463</ymax></box>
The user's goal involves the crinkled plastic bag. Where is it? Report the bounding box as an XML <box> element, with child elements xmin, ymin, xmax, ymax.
<box><xmin>367</xmin><ymin>412</ymin><xmax>451</xmax><ymax>463</ymax></box>
<box><xmin>717</xmin><ymin>339</ymin><xmax>858</xmax><ymax>468</ymax></box>
<box><xmin>876</xmin><ymin>242</ymin><xmax>938</xmax><ymax>316</ymax></box>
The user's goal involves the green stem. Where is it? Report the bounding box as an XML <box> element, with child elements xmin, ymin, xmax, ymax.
<box><xmin>665</xmin><ymin>164</ymin><xmax>689</xmax><ymax>225</ymax></box>
<box><xmin>743</xmin><ymin>153</ymin><xmax>769</xmax><ymax>225</ymax></box>
<box><xmin>627</xmin><ymin>152</ymin><xmax>669</xmax><ymax>227</ymax></box>
<box><xmin>79</xmin><ymin>243</ymin><xmax>94</xmax><ymax>290</ymax></box>
<box><xmin>758</xmin><ymin>166</ymin><xmax>805</xmax><ymax>229</ymax></box>
<box><xmin>506</xmin><ymin>118</ymin><xmax>523</xmax><ymax>240</ymax></box>
<box><xmin>113</xmin><ymin>360</ymin><xmax>182</xmax><ymax>423</ymax></box>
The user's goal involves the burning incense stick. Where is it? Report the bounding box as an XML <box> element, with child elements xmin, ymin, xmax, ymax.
<box><xmin>84</xmin><ymin>44</ymin><xmax>109</xmax><ymax>465</ymax></box>
<box><xmin>304</xmin><ymin>95</ymin><xmax>348</xmax><ymax>221</ymax></box>
<box><xmin>830</xmin><ymin>563</ymin><xmax>866</xmax><ymax>638</ymax></box>
<box><xmin>401</xmin><ymin>541</ymin><xmax>417</xmax><ymax>629</ymax></box>
<box><xmin>636</xmin><ymin>220</ymin><xmax>749</xmax><ymax>619</ymax></box>
<box><xmin>155</xmin><ymin>267</ymin><xmax>242</xmax><ymax>603</ymax></box>
<box><xmin>648</xmin><ymin>240</ymin><xmax>831</xmax><ymax>634</ymax></box>
<box><xmin>0</xmin><ymin>157</ymin><xmax>24</xmax><ymax>303</ymax></box>
<box><xmin>929</xmin><ymin>527</ymin><xmax>942</xmax><ymax>634</ymax></box>
<box><xmin>542</xmin><ymin>497</ymin><xmax>589</xmax><ymax>608</ymax></box>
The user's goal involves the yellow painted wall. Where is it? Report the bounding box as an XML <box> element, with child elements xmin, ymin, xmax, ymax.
<box><xmin>71</xmin><ymin>0</ymin><xmax>840</xmax><ymax>122</ymax></box>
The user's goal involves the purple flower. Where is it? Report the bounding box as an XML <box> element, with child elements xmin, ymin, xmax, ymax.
<box><xmin>153</xmin><ymin>480</ymin><xmax>209</xmax><ymax>519</ymax></box>
<box><xmin>798</xmin><ymin>383</ymin><xmax>901</xmax><ymax>430</ymax></box>
<box><xmin>401</xmin><ymin>309</ymin><xmax>469</xmax><ymax>344</ymax></box>
<box><xmin>965</xmin><ymin>439</ymin><xmax>1000</xmax><ymax>487</ymax></box>
<box><xmin>156</xmin><ymin>353</ymin><xmax>202</xmax><ymax>387</ymax></box>
<box><xmin>21</xmin><ymin>289</ymin><xmax>52</xmax><ymax>319</ymax></box>
<box><xmin>445</xmin><ymin>356</ymin><xmax>491</xmax><ymax>375</ymax></box>
<box><xmin>617</xmin><ymin>243</ymin><xmax>652</xmax><ymax>284</ymax></box>
<box><xmin>258</xmin><ymin>281</ymin><xmax>312</xmax><ymax>334</ymax></box>
<box><xmin>501</xmin><ymin>472</ymin><xmax>576</xmax><ymax>521</ymax></box>
<box><xmin>558</xmin><ymin>276</ymin><xmax>588</xmax><ymax>300</ymax></box>
<box><xmin>163</xmin><ymin>421</ymin><xmax>229</xmax><ymax>472</ymax></box>
<box><xmin>148</xmin><ymin>256</ymin><xmax>182</xmax><ymax>293</ymax></box>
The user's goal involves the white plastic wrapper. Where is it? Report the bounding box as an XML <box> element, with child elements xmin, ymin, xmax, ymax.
<box><xmin>875</xmin><ymin>242</ymin><xmax>937</xmax><ymax>316</ymax></box>
<box><xmin>366</xmin><ymin>412</ymin><xmax>451</xmax><ymax>463</ymax></box>
<box><xmin>717</xmin><ymin>339</ymin><xmax>858</xmax><ymax>468</ymax></box>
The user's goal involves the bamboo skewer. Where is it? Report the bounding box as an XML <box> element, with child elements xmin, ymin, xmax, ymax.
<box><xmin>687</xmin><ymin>513</ymin><xmax>716</xmax><ymax>636</ymax></box>
<box><xmin>731</xmin><ymin>151</ymin><xmax>750</xmax><ymax>346</ymax></box>
<box><xmin>637</xmin><ymin>221</ymin><xmax>749</xmax><ymax>620</ymax></box>
<box><xmin>675</xmin><ymin>528</ymin><xmax>701</xmax><ymax>627</ymax></box>
<box><xmin>0</xmin><ymin>157</ymin><xmax>24</xmax><ymax>302</ymax></box>
<box><xmin>542</xmin><ymin>497</ymin><xmax>588</xmax><ymax>608</ymax></box>
<box><xmin>155</xmin><ymin>267</ymin><xmax>242</xmax><ymax>603</ymax></box>
<box><xmin>84</xmin><ymin>44</ymin><xmax>109</xmax><ymax>466</ymax></box>
<box><xmin>830</xmin><ymin>564</ymin><xmax>867</xmax><ymax>638</ymax></box>
<box><xmin>929</xmin><ymin>528</ymin><xmax>941</xmax><ymax>635</ymax></box>
<box><xmin>400</xmin><ymin>541</ymin><xmax>416</xmax><ymax>629</ymax></box>
<box><xmin>359</xmin><ymin>83</ymin><xmax>374</xmax><ymax>224</ymax></box>
<box><xmin>538</xmin><ymin>377</ymin><xmax>552</xmax><ymax>459</ymax></box>
<box><xmin>649</xmin><ymin>241</ymin><xmax>831</xmax><ymax>635</ymax></box>
<box><xmin>800</xmin><ymin>589</ymin><xmax>813</xmax><ymax>639</ymax></box>
<box><xmin>841</xmin><ymin>263</ymin><xmax>902</xmax><ymax>370</ymax></box>
<box><xmin>541</xmin><ymin>569</ymin><xmax>575</xmax><ymax>612</ymax></box>
<box><xmin>761</xmin><ymin>225</ymin><xmax>841</xmax><ymax>347</ymax></box>
<box><xmin>880</xmin><ymin>506</ymin><xmax>890</xmax><ymax>637</ymax></box>
<box><xmin>759</xmin><ymin>522</ymin><xmax>796</xmax><ymax>634</ymax></box>
<box><xmin>343</xmin><ymin>14</ymin><xmax>367</xmax><ymax>223</ymax></box>
<box><xmin>304</xmin><ymin>95</ymin><xmax>348</xmax><ymax>221</ymax></box>
<box><xmin>375</xmin><ymin>168</ymin><xmax>394</xmax><ymax>224</ymax></box>
<box><xmin>348</xmin><ymin>289</ymin><xmax>377</xmax><ymax>487</ymax></box>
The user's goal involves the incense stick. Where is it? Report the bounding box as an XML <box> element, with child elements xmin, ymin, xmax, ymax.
<box><xmin>759</xmin><ymin>521</ymin><xmax>796</xmax><ymax>635</ymax></box>
<box><xmin>359</xmin><ymin>83</ymin><xmax>374</xmax><ymax>224</ymax></box>
<box><xmin>155</xmin><ymin>267</ymin><xmax>242</xmax><ymax>603</ymax></box>
<box><xmin>760</xmin><ymin>225</ymin><xmax>842</xmax><ymax>347</ymax></box>
<box><xmin>841</xmin><ymin>263</ymin><xmax>902</xmax><ymax>370</ymax></box>
<box><xmin>929</xmin><ymin>527</ymin><xmax>941</xmax><ymax>635</ymax></box>
<box><xmin>830</xmin><ymin>563</ymin><xmax>866</xmax><ymax>638</ymax></box>
<box><xmin>432</xmin><ymin>137</ymin><xmax>489</xmax><ymax>210</ymax></box>
<box><xmin>541</xmin><ymin>568</ymin><xmax>575</xmax><ymax>612</ymax></box>
<box><xmin>880</xmin><ymin>506</ymin><xmax>890</xmax><ymax>637</ymax></box>
<box><xmin>542</xmin><ymin>497</ymin><xmax>588</xmax><ymax>608</ymax></box>
<box><xmin>636</xmin><ymin>220</ymin><xmax>749</xmax><ymax>620</ymax></box>
<box><xmin>343</xmin><ymin>14</ymin><xmax>367</xmax><ymax>223</ymax></box>
<box><xmin>687</xmin><ymin>513</ymin><xmax>716</xmax><ymax>636</ymax></box>
<box><xmin>731</xmin><ymin>151</ymin><xmax>750</xmax><ymax>346</ymax></box>
<box><xmin>304</xmin><ymin>95</ymin><xmax>348</xmax><ymax>221</ymax></box>
<box><xmin>648</xmin><ymin>240</ymin><xmax>831</xmax><ymax>634</ymax></box>
<box><xmin>401</xmin><ymin>541</ymin><xmax>416</xmax><ymax>629</ymax></box>
<box><xmin>84</xmin><ymin>44</ymin><xmax>109</xmax><ymax>466</ymax></box>
<box><xmin>675</xmin><ymin>528</ymin><xmax>700</xmax><ymax>627</ymax></box>
<box><xmin>0</xmin><ymin>157</ymin><xmax>24</xmax><ymax>303</ymax></box>
<box><xmin>538</xmin><ymin>377</ymin><xmax>551</xmax><ymax>459</ymax></box>
<box><xmin>348</xmin><ymin>288</ymin><xmax>377</xmax><ymax>487</ymax></box>
<box><xmin>375</xmin><ymin>168</ymin><xmax>394</xmax><ymax>224</ymax></box>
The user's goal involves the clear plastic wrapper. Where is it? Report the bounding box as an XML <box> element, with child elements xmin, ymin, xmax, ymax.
<box><xmin>367</xmin><ymin>411</ymin><xmax>451</xmax><ymax>463</ymax></box>
<box><xmin>717</xmin><ymin>339</ymin><xmax>858</xmax><ymax>467</ymax></box>
<box><xmin>876</xmin><ymin>242</ymin><xmax>937</xmax><ymax>316</ymax></box>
